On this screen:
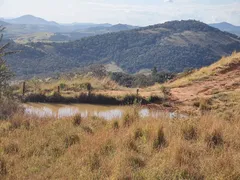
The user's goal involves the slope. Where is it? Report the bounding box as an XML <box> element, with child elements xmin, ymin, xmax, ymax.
<box><xmin>5</xmin><ymin>20</ymin><xmax>240</xmax><ymax>78</ymax></box>
<box><xmin>169</xmin><ymin>52</ymin><xmax>240</xmax><ymax>112</ymax></box>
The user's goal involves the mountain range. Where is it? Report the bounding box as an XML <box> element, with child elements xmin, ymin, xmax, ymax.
<box><xmin>1</xmin><ymin>15</ymin><xmax>240</xmax><ymax>44</ymax></box>
<box><xmin>4</xmin><ymin>20</ymin><xmax>240</xmax><ymax>79</ymax></box>
<box><xmin>0</xmin><ymin>15</ymin><xmax>138</xmax><ymax>42</ymax></box>
<box><xmin>209</xmin><ymin>22</ymin><xmax>240</xmax><ymax>36</ymax></box>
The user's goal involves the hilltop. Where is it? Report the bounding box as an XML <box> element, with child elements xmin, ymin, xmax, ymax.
<box><xmin>5</xmin><ymin>20</ymin><xmax>240</xmax><ymax>78</ymax></box>
<box><xmin>3</xmin><ymin>15</ymin><xmax>59</xmax><ymax>26</ymax></box>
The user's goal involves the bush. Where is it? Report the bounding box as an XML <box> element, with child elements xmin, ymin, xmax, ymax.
<box><xmin>0</xmin><ymin>98</ymin><xmax>20</xmax><ymax>120</ymax></box>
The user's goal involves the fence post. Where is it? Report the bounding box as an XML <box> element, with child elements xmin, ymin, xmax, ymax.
<box><xmin>136</xmin><ymin>89</ymin><xmax>139</xmax><ymax>96</ymax></box>
<box><xmin>58</xmin><ymin>86</ymin><xmax>60</xmax><ymax>94</ymax></box>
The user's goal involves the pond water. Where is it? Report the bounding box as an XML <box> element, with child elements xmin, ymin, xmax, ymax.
<box><xmin>24</xmin><ymin>103</ymin><xmax>178</xmax><ymax>120</ymax></box>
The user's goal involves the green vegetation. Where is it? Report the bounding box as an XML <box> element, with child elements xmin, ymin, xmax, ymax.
<box><xmin>5</xmin><ymin>20</ymin><xmax>240</xmax><ymax>78</ymax></box>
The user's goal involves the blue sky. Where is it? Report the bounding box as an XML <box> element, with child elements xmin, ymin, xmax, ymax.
<box><xmin>0</xmin><ymin>0</ymin><xmax>240</xmax><ymax>25</ymax></box>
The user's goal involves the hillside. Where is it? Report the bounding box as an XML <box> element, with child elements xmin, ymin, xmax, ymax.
<box><xmin>5</xmin><ymin>20</ymin><xmax>240</xmax><ymax>78</ymax></box>
<box><xmin>169</xmin><ymin>52</ymin><xmax>240</xmax><ymax>113</ymax></box>
<box><xmin>210</xmin><ymin>22</ymin><xmax>240</xmax><ymax>36</ymax></box>
<box><xmin>13</xmin><ymin>24</ymin><xmax>138</xmax><ymax>44</ymax></box>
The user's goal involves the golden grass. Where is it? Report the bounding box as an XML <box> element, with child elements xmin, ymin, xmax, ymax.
<box><xmin>169</xmin><ymin>51</ymin><xmax>240</xmax><ymax>88</ymax></box>
<box><xmin>0</xmin><ymin>107</ymin><xmax>240</xmax><ymax>179</ymax></box>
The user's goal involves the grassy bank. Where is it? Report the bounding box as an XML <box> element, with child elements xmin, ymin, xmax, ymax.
<box><xmin>0</xmin><ymin>107</ymin><xmax>240</xmax><ymax>179</ymax></box>
<box><xmin>22</xmin><ymin>92</ymin><xmax>165</xmax><ymax>106</ymax></box>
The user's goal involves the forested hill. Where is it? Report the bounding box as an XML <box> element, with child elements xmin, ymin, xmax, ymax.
<box><xmin>5</xmin><ymin>20</ymin><xmax>240</xmax><ymax>78</ymax></box>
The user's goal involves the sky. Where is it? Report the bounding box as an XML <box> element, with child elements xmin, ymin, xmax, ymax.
<box><xmin>0</xmin><ymin>0</ymin><xmax>240</xmax><ymax>26</ymax></box>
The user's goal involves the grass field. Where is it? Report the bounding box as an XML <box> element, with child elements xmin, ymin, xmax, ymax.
<box><xmin>0</xmin><ymin>106</ymin><xmax>240</xmax><ymax>179</ymax></box>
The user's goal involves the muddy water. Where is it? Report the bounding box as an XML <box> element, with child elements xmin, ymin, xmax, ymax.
<box><xmin>24</xmin><ymin>103</ymin><xmax>175</xmax><ymax>120</ymax></box>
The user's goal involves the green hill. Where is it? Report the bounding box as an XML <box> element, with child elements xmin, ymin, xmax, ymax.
<box><xmin>5</xmin><ymin>20</ymin><xmax>240</xmax><ymax>78</ymax></box>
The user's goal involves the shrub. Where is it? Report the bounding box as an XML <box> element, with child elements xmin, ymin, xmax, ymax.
<box><xmin>0</xmin><ymin>98</ymin><xmax>20</xmax><ymax>120</ymax></box>
<box><xmin>148</xmin><ymin>95</ymin><xmax>164</xmax><ymax>103</ymax></box>
<box><xmin>59</xmin><ymin>83</ymin><xmax>66</xmax><ymax>89</ymax></box>
<box><xmin>153</xmin><ymin>127</ymin><xmax>167</xmax><ymax>149</ymax></box>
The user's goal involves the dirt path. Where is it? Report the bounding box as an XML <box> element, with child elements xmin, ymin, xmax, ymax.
<box><xmin>170</xmin><ymin>65</ymin><xmax>240</xmax><ymax>110</ymax></box>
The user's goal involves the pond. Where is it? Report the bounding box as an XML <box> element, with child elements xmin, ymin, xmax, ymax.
<box><xmin>24</xmin><ymin>103</ymin><xmax>179</xmax><ymax>120</ymax></box>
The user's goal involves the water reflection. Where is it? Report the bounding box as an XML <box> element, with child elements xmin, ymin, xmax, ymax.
<box><xmin>24</xmin><ymin>103</ymin><xmax>185</xmax><ymax>120</ymax></box>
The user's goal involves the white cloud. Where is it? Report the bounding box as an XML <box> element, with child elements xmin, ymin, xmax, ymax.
<box><xmin>0</xmin><ymin>0</ymin><xmax>240</xmax><ymax>26</ymax></box>
<box><xmin>164</xmin><ymin>0</ymin><xmax>174</xmax><ymax>3</ymax></box>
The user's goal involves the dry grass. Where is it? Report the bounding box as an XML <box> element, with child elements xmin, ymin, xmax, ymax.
<box><xmin>169</xmin><ymin>51</ymin><xmax>240</xmax><ymax>88</ymax></box>
<box><xmin>0</xmin><ymin>107</ymin><xmax>240</xmax><ymax>179</ymax></box>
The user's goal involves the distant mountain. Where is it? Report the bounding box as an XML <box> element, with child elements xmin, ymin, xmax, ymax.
<box><xmin>0</xmin><ymin>20</ymin><xmax>9</xmax><ymax>26</ymax></box>
<box><xmin>5</xmin><ymin>20</ymin><xmax>240</xmax><ymax>78</ymax></box>
<box><xmin>209</xmin><ymin>22</ymin><xmax>240</xmax><ymax>36</ymax></box>
<box><xmin>4</xmin><ymin>15</ymin><xmax>59</xmax><ymax>26</ymax></box>
<box><xmin>83</xmin><ymin>24</ymin><xmax>137</xmax><ymax>33</ymax></box>
<box><xmin>1</xmin><ymin>15</ymin><xmax>139</xmax><ymax>42</ymax></box>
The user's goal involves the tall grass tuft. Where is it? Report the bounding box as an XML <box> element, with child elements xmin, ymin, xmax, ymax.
<box><xmin>0</xmin><ymin>158</ymin><xmax>7</xmax><ymax>176</ymax></box>
<box><xmin>73</xmin><ymin>114</ymin><xmax>82</xmax><ymax>126</ymax></box>
<box><xmin>153</xmin><ymin>126</ymin><xmax>167</xmax><ymax>149</ymax></box>
<box><xmin>205</xmin><ymin>129</ymin><xmax>224</xmax><ymax>148</ymax></box>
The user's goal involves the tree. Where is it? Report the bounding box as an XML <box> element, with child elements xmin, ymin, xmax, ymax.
<box><xmin>0</xmin><ymin>26</ymin><xmax>14</xmax><ymax>98</ymax></box>
<box><xmin>151</xmin><ymin>66</ymin><xmax>158</xmax><ymax>77</ymax></box>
